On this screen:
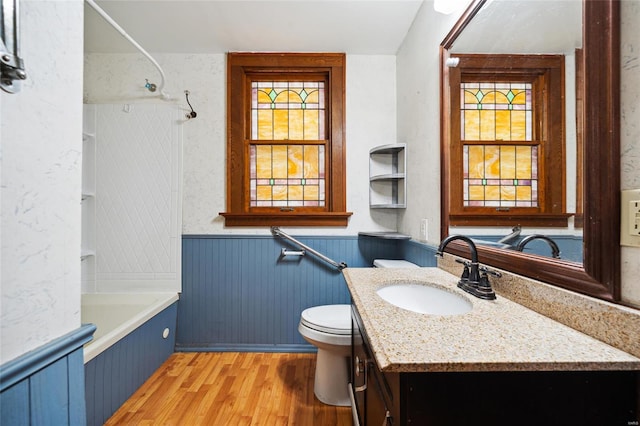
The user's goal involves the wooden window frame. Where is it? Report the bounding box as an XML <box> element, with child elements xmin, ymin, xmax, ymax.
<box><xmin>220</xmin><ymin>53</ymin><xmax>352</xmax><ymax>227</ymax></box>
<box><xmin>448</xmin><ymin>54</ymin><xmax>570</xmax><ymax>227</ymax></box>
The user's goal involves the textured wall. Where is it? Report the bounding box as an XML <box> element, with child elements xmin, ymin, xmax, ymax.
<box><xmin>396</xmin><ymin>3</ymin><xmax>461</xmax><ymax>245</ymax></box>
<box><xmin>83</xmin><ymin>53</ymin><xmax>400</xmax><ymax>236</ymax></box>
<box><xmin>620</xmin><ymin>0</ymin><xmax>640</xmax><ymax>307</ymax></box>
<box><xmin>1</xmin><ymin>0</ymin><xmax>84</xmax><ymax>364</ymax></box>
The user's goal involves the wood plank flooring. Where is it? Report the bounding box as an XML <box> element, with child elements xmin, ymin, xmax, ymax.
<box><xmin>105</xmin><ymin>352</ymin><xmax>353</xmax><ymax>425</ymax></box>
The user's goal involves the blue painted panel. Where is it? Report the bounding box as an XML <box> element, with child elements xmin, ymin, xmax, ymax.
<box><xmin>177</xmin><ymin>235</ymin><xmax>418</xmax><ymax>351</ymax></box>
<box><xmin>403</xmin><ymin>239</ymin><xmax>438</xmax><ymax>267</ymax></box>
<box><xmin>85</xmin><ymin>302</ymin><xmax>177</xmax><ymax>426</ymax></box>
<box><xmin>30</xmin><ymin>356</ymin><xmax>69</xmax><ymax>425</ymax></box>
<box><xmin>0</xmin><ymin>380</ymin><xmax>29</xmax><ymax>426</ymax></box>
<box><xmin>468</xmin><ymin>234</ymin><xmax>583</xmax><ymax>263</ymax></box>
<box><xmin>0</xmin><ymin>325</ymin><xmax>94</xmax><ymax>426</ymax></box>
<box><xmin>67</xmin><ymin>349</ymin><xmax>87</xmax><ymax>426</ymax></box>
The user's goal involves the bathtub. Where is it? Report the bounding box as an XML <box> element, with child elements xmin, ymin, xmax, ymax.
<box><xmin>81</xmin><ymin>292</ymin><xmax>178</xmax><ymax>363</ymax></box>
<box><xmin>83</xmin><ymin>292</ymin><xmax>179</xmax><ymax>426</ymax></box>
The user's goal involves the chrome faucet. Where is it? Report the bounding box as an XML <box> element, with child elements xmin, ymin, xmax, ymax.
<box><xmin>436</xmin><ymin>235</ymin><xmax>497</xmax><ymax>300</ymax></box>
<box><xmin>515</xmin><ymin>234</ymin><xmax>561</xmax><ymax>259</ymax></box>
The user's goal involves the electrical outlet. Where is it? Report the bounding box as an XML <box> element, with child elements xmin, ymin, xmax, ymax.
<box><xmin>420</xmin><ymin>219</ymin><xmax>428</xmax><ymax>241</ymax></box>
<box><xmin>621</xmin><ymin>189</ymin><xmax>640</xmax><ymax>247</ymax></box>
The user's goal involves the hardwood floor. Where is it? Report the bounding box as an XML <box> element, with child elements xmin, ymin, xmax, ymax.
<box><xmin>105</xmin><ymin>352</ymin><xmax>353</xmax><ymax>425</ymax></box>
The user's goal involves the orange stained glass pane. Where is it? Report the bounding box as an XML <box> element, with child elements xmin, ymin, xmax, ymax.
<box><xmin>304</xmin><ymin>185</ymin><xmax>319</xmax><ymax>200</ymax></box>
<box><xmin>516</xmin><ymin>146</ymin><xmax>532</xmax><ymax>179</ymax></box>
<box><xmin>305</xmin><ymin>89</ymin><xmax>319</xmax><ymax>104</ymax></box>
<box><xmin>304</xmin><ymin>110</ymin><xmax>319</xmax><ymax>140</ymax></box>
<box><xmin>480</xmin><ymin>110</ymin><xmax>495</xmax><ymax>140</ymax></box>
<box><xmin>275</xmin><ymin>90</ymin><xmax>302</xmax><ymax>104</ymax></box>
<box><xmin>516</xmin><ymin>185</ymin><xmax>532</xmax><ymax>201</ymax></box>
<box><xmin>256</xmin><ymin>145</ymin><xmax>272</xmax><ymax>179</ymax></box>
<box><xmin>288</xmin><ymin>145</ymin><xmax>304</xmax><ymax>178</ymax></box>
<box><xmin>511</xmin><ymin>111</ymin><xmax>527</xmax><ymax>140</ymax></box>
<box><xmin>468</xmin><ymin>145</ymin><xmax>485</xmax><ymax>178</ymax></box>
<box><xmin>485</xmin><ymin>185</ymin><xmax>500</xmax><ymax>200</ymax></box>
<box><xmin>272</xmin><ymin>185</ymin><xmax>287</xmax><ymax>201</ymax></box>
<box><xmin>495</xmin><ymin>110</ymin><xmax>511</xmax><ymax>141</ymax></box>
<box><xmin>501</xmin><ymin>185</ymin><xmax>516</xmax><ymax>201</ymax></box>
<box><xmin>464</xmin><ymin>110</ymin><xmax>480</xmax><ymax>140</ymax></box>
<box><xmin>484</xmin><ymin>145</ymin><xmax>500</xmax><ymax>179</ymax></box>
<box><xmin>469</xmin><ymin>185</ymin><xmax>485</xmax><ymax>200</ymax></box>
<box><xmin>500</xmin><ymin>145</ymin><xmax>516</xmax><ymax>179</ymax></box>
<box><xmin>273</xmin><ymin>110</ymin><xmax>289</xmax><ymax>140</ymax></box>
<box><xmin>289</xmin><ymin>110</ymin><xmax>304</xmax><ymax>140</ymax></box>
<box><xmin>272</xmin><ymin>145</ymin><xmax>288</xmax><ymax>178</ymax></box>
<box><xmin>258</xmin><ymin>89</ymin><xmax>272</xmax><ymax>104</ymax></box>
<box><xmin>512</xmin><ymin>90</ymin><xmax>527</xmax><ymax>104</ymax></box>
<box><xmin>480</xmin><ymin>91</ymin><xmax>497</xmax><ymax>104</ymax></box>
<box><xmin>303</xmin><ymin>145</ymin><xmax>319</xmax><ymax>178</ymax></box>
<box><xmin>258</xmin><ymin>110</ymin><xmax>273</xmax><ymax>140</ymax></box>
<box><xmin>288</xmin><ymin>185</ymin><xmax>303</xmax><ymax>200</ymax></box>
<box><xmin>257</xmin><ymin>185</ymin><xmax>272</xmax><ymax>200</ymax></box>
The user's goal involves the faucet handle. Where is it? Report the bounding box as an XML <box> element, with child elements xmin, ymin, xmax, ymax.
<box><xmin>455</xmin><ymin>258</ymin><xmax>471</xmax><ymax>267</ymax></box>
<box><xmin>479</xmin><ymin>265</ymin><xmax>502</xmax><ymax>278</ymax></box>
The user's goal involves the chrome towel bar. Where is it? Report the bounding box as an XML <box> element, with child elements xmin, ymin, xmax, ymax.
<box><xmin>271</xmin><ymin>226</ymin><xmax>347</xmax><ymax>271</ymax></box>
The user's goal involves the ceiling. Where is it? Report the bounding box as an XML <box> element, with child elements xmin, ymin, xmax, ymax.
<box><xmin>84</xmin><ymin>0</ymin><xmax>426</xmax><ymax>55</ymax></box>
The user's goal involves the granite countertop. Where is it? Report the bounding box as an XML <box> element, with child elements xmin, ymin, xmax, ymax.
<box><xmin>343</xmin><ymin>267</ymin><xmax>640</xmax><ymax>373</ymax></box>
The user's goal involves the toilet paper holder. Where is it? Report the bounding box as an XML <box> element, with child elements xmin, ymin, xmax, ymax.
<box><xmin>280</xmin><ymin>248</ymin><xmax>306</xmax><ymax>257</ymax></box>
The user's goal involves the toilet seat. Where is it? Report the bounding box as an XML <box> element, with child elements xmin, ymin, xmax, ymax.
<box><xmin>300</xmin><ymin>304</ymin><xmax>351</xmax><ymax>335</ymax></box>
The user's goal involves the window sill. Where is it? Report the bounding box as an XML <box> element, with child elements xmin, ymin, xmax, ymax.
<box><xmin>219</xmin><ymin>212</ymin><xmax>353</xmax><ymax>227</ymax></box>
<box><xmin>449</xmin><ymin>213</ymin><xmax>572</xmax><ymax>227</ymax></box>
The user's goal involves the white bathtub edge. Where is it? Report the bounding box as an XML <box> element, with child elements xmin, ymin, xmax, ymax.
<box><xmin>83</xmin><ymin>292</ymin><xmax>179</xmax><ymax>364</ymax></box>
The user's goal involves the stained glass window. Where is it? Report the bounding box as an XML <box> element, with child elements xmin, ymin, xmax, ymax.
<box><xmin>249</xmin><ymin>144</ymin><xmax>325</xmax><ymax>207</ymax></box>
<box><xmin>251</xmin><ymin>81</ymin><xmax>325</xmax><ymax>140</ymax></box>
<box><xmin>463</xmin><ymin>145</ymin><xmax>538</xmax><ymax>207</ymax></box>
<box><xmin>461</xmin><ymin>82</ymin><xmax>538</xmax><ymax>207</ymax></box>
<box><xmin>461</xmin><ymin>82</ymin><xmax>532</xmax><ymax>141</ymax></box>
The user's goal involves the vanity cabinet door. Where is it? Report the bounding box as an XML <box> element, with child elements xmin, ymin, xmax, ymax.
<box><xmin>351</xmin><ymin>305</ymin><xmax>396</xmax><ymax>426</ymax></box>
<box><xmin>351</xmin><ymin>313</ymin><xmax>367</xmax><ymax>425</ymax></box>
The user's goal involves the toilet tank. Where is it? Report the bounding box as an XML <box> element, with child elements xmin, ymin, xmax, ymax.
<box><xmin>373</xmin><ymin>259</ymin><xmax>419</xmax><ymax>268</ymax></box>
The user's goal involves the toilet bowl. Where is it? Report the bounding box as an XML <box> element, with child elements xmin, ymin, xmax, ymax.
<box><xmin>298</xmin><ymin>304</ymin><xmax>352</xmax><ymax>406</ymax></box>
<box><xmin>299</xmin><ymin>259</ymin><xmax>419</xmax><ymax>407</ymax></box>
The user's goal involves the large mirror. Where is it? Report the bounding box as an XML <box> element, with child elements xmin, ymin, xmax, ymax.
<box><xmin>440</xmin><ymin>0</ymin><xmax>620</xmax><ymax>302</ymax></box>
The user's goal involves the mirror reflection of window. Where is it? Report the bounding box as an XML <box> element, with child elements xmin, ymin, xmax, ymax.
<box><xmin>461</xmin><ymin>81</ymin><xmax>537</xmax><ymax>209</ymax></box>
<box><xmin>448</xmin><ymin>54</ymin><xmax>569</xmax><ymax>228</ymax></box>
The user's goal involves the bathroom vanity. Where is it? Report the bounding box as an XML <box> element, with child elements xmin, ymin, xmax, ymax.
<box><xmin>344</xmin><ymin>267</ymin><xmax>640</xmax><ymax>425</ymax></box>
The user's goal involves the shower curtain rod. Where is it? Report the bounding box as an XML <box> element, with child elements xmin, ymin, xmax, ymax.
<box><xmin>85</xmin><ymin>0</ymin><xmax>172</xmax><ymax>100</ymax></box>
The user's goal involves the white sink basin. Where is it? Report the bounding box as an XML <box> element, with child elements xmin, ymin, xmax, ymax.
<box><xmin>376</xmin><ymin>283</ymin><xmax>472</xmax><ymax>316</ymax></box>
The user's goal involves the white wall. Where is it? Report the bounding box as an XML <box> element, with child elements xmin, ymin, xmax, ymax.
<box><xmin>620</xmin><ymin>0</ymin><xmax>640</xmax><ymax>307</ymax></box>
<box><xmin>1</xmin><ymin>0</ymin><xmax>84</xmax><ymax>364</ymax></box>
<box><xmin>84</xmin><ymin>53</ymin><xmax>399</xmax><ymax>235</ymax></box>
<box><xmin>397</xmin><ymin>1</ymin><xmax>640</xmax><ymax>308</ymax></box>
<box><xmin>396</xmin><ymin>2</ymin><xmax>461</xmax><ymax>245</ymax></box>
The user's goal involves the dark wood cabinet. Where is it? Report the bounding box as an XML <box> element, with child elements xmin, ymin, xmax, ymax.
<box><xmin>351</xmin><ymin>305</ymin><xmax>639</xmax><ymax>426</ymax></box>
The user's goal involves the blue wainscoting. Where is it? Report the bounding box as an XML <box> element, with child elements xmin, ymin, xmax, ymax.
<box><xmin>0</xmin><ymin>324</ymin><xmax>96</xmax><ymax>426</ymax></box>
<box><xmin>85</xmin><ymin>302</ymin><xmax>177</xmax><ymax>426</ymax></box>
<box><xmin>177</xmin><ymin>235</ymin><xmax>437</xmax><ymax>352</ymax></box>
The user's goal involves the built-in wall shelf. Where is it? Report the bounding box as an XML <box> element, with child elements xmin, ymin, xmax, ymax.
<box><xmin>369</xmin><ymin>143</ymin><xmax>406</xmax><ymax>209</ymax></box>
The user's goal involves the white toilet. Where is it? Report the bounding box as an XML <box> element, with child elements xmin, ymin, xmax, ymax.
<box><xmin>298</xmin><ymin>258</ymin><xmax>419</xmax><ymax>406</ymax></box>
